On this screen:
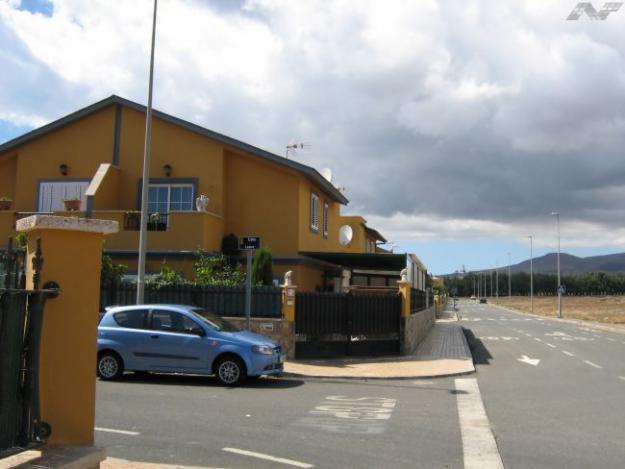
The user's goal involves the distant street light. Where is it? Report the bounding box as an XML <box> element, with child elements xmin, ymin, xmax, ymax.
<box><xmin>528</xmin><ymin>235</ymin><xmax>534</xmax><ymax>314</ymax></box>
<box><xmin>507</xmin><ymin>252</ymin><xmax>512</xmax><ymax>298</ymax></box>
<box><xmin>552</xmin><ymin>212</ymin><xmax>562</xmax><ymax>318</ymax></box>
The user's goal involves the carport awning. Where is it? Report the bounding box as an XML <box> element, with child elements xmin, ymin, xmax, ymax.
<box><xmin>300</xmin><ymin>252</ymin><xmax>407</xmax><ymax>271</ymax></box>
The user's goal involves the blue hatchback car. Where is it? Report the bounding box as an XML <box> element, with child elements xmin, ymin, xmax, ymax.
<box><xmin>97</xmin><ymin>304</ymin><xmax>284</xmax><ymax>386</ymax></box>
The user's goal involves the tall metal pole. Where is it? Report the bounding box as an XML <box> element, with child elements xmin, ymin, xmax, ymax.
<box><xmin>507</xmin><ymin>252</ymin><xmax>512</xmax><ymax>298</ymax></box>
<box><xmin>495</xmin><ymin>262</ymin><xmax>499</xmax><ymax>299</ymax></box>
<box><xmin>490</xmin><ymin>269</ymin><xmax>493</xmax><ymax>297</ymax></box>
<box><xmin>245</xmin><ymin>250</ymin><xmax>252</xmax><ymax>330</ymax></box>
<box><xmin>528</xmin><ymin>235</ymin><xmax>534</xmax><ymax>313</ymax></box>
<box><xmin>137</xmin><ymin>0</ymin><xmax>158</xmax><ymax>304</ymax></box>
<box><xmin>552</xmin><ymin>212</ymin><xmax>562</xmax><ymax>318</ymax></box>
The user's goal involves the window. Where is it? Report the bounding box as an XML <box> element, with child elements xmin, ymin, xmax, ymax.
<box><xmin>148</xmin><ymin>184</ymin><xmax>194</xmax><ymax>213</ymax></box>
<box><xmin>323</xmin><ymin>201</ymin><xmax>329</xmax><ymax>238</ymax></box>
<box><xmin>113</xmin><ymin>309</ymin><xmax>148</xmax><ymax>329</ymax></box>
<box><xmin>151</xmin><ymin>310</ymin><xmax>202</xmax><ymax>335</ymax></box>
<box><xmin>310</xmin><ymin>192</ymin><xmax>319</xmax><ymax>231</ymax></box>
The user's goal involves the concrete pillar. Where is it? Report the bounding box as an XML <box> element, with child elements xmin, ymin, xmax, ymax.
<box><xmin>281</xmin><ymin>284</ymin><xmax>297</xmax><ymax>322</ymax></box>
<box><xmin>397</xmin><ymin>281</ymin><xmax>411</xmax><ymax>318</ymax></box>
<box><xmin>17</xmin><ymin>215</ymin><xmax>118</xmax><ymax>446</ymax></box>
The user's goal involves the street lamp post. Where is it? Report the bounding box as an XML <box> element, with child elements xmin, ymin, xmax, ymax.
<box><xmin>495</xmin><ymin>262</ymin><xmax>499</xmax><ymax>299</ymax></box>
<box><xmin>552</xmin><ymin>212</ymin><xmax>562</xmax><ymax>318</ymax></box>
<box><xmin>137</xmin><ymin>0</ymin><xmax>158</xmax><ymax>304</ymax></box>
<box><xmin>528</xmin><ymin>235</ymin><xmax>534</xmax><ymax>314</ymax></box>
<box><xmin>507</xmin><ymin>252</ymin><xmax>512</xmax><ymax>298</ymax></box>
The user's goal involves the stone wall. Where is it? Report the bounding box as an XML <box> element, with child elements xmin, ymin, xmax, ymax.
<box><xmin>224</xmin><ymin>317</ymin><xmax>295</xmax><ymax>359</ymax></box>
<box><xmin>401</xmin><ymin>306</ymin><xmax>435</xmax><ymax>355</ymax></box>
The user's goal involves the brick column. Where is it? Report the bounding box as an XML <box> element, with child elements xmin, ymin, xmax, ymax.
<box><xmin>17</xmin><ymin>215</ymin><xmax>118</xmax><ymax>446</ymax></box>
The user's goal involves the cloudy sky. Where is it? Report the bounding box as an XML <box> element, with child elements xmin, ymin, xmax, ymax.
<box><xmin>2</xmin><ymin>0</ymin><xmax>625</xmax><ymax>274</ymax></box>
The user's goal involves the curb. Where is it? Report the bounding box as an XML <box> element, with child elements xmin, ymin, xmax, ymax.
<box><xmin>280</xmin><ymin>365</ymin><xmax>476</xmax><ymax>381</ymax></box>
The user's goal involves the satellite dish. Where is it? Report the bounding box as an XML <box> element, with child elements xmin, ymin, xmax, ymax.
<box><xmin>320</xmin><ymin>167</ymin><xmax>333</xmax><ymax>183</ymax></box>
<box><xmin>339</xmin><ymin>225</ymin><xmax>353</xmax><ymax>246</ymax></box>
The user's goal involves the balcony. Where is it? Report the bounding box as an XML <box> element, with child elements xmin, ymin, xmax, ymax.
<box><xmin>0</xmin><ymin>210</ymin><xmax>224</xmax><ymax>252</ymax></box>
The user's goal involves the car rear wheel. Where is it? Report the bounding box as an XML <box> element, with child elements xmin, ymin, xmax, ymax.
<box><xmin>98</xmin><ymin>352</ymin><xmax>124</xmax><ymax>380</ymax></box>
<box><xmin>215</xmin><ymin>356</ymin><xmax>246</xmax><ymax>386</ymax></box>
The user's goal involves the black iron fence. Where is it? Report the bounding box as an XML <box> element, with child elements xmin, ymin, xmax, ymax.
<box><xmin>411</xmin><ymin>288</ymin><xmax>427</xmax><ymax>313</ymax></box>
<box><xmin>0</xmin><ymin>238</ymin><xmax>52</xmax><ymax>458</ymax></box>
<box><xmin>295</xmin><ymin>291</ymin><xmax>402</xmax><ymax>358</ymax></box>
<box><xmin>100</xmin><ymin>283</ymin><xmax>282</xmax><ymax>318</ymax></box>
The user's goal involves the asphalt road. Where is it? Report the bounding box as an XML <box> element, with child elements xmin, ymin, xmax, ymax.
<box><xmin>460</xmin><ymin>300</ymin><xmax>625</xmax><ymax>468</ymax></box>
<box><xmin>95</xmin><ymin>300</ymin><xmax>625</xmax><ymax>468</ymax></box>
<box><xmin>96</xmin><ymin>374</ymin><xmax>464</xmax><ymax>468</ymax></box>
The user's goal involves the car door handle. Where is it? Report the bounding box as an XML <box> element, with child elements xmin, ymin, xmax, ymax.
<box><xmin>150</xmin><ymin>335</ymin><xmax>159</xmax><ymax>339</ymax></box>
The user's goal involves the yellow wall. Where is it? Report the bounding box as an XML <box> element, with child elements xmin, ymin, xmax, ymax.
<box><xmin>0</xmin><ymin>211</ymin><xmax>16</xmax><ymax>244</ymax></box>
<box><xmin>11</xmin><ymin>107</ymin><xmax>116</xmax><ymax>212</ymax></box>
<box><xmin>224</xmin><ymin>150</ymin><xmax>300</xmax><ymax>255</ymax></box>
<box><xmin>117</xmin><ymin>108</ymin><xmax>225</xmax><ymax>214</ymax></box>
<box><xmin>0</xmin><ymin>154</ymin><xmax>17</xmax><ymax>200</ymax></box>
<box><xmin>89</xmin><ymin>163</ymin><xmax>121</xmax><ymax>210</ymax></box>
<box><xmin>297</xmin><ymin>179</ymin><xmax>343</xmax><ymax>252</ymax></box>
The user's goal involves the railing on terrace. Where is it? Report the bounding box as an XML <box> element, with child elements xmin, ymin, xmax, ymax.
<box><xmin>100</xmin><ymin>283</ymin><xmax>282</xmax><ymax>318</ymax></box>
<box><xmin>411</xmin><ymin>288</ymin><xmax>427</xmax><ymax>313</ymax></box>
<box><xmin>0</xmin><ymin>238</ymin><xmax>53</xmax><ymax>459</ymax></box>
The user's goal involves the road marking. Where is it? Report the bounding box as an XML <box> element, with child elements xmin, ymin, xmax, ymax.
<box><xmin>562</xmin><ymin>351</ymin><xmax>575</xmax><ymax>357</ymax></box>
<box><xmin>546</xmin><ymin>343</ymin><xmax>557</xmax><ymax>348</ymax></box>
<box><xmin>455</xmin><ymin>378</ymin><xmax>504</xmax><ymax>469</ymax></box>
<box><xmin>535</xmin><ymin>338</ymin><xmax>542</xmax><ymax>342</ymax></box>
<box><xmin>95</xmin><ymin>427</ymin><xmax>140</xmax><ymax>436</ymax></box>
<box><xmin>619</xmin><ymin>376</ymin><xmax>625</xmax><ymax>381</ymax></box>
<box><xmin>583</xmin><ymin>360</ymin><xmax>603</xmax><ymax>369</ymax></box>
<box><xmin>525</xmin><ymin>333</ymin><xmax>532</xmax><ymax>337</ymax></box>
<box><xmin>517</xmin><ymin>355</ymin><xmax>540</xmax><ymax>366</ymax></box>
<box><xmin>607</xmin><ymin>338</ymin><xmax>617</xmax><ymax>342</ymax></box>
<box><xmin>223</xmin><ymin>448</ymin><xmax>314</xmax><ymax>468</ymax></box>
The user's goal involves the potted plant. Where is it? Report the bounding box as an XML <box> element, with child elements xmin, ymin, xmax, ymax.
<box><xmin>0</xmin><ymin>196</ymin><xmax>13</xmax><ymax>210</ymax></box>
<box><xmin>63</xmin><ymin>197</ymin><xmax>82</xmax><ymax>211</ymax></box>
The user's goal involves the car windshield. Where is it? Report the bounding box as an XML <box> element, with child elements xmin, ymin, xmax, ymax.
<box><xmin>191</xmin><ymin>309</ymin><xmax>240</xmax><ymax>332</ymax></box>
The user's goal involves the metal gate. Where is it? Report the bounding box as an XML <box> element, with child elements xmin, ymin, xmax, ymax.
<box><xmin>0</xmin><ymin>238</ymin><xmax>52</xmax><ymax>459</ymax></box>
<box><xmin>295</xmin><ymin>291</ymin><xmax>401</xmax><ymax>359</ymax></box>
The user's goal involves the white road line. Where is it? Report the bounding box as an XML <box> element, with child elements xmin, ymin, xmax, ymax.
<box><xmin>455</xmin><ymin>378</ymin><xmax>504</xmax><ymax>469</ymax></box>
<box><xmin>583</xmin><ymin>360</ymin><xmax>603</xmax><ymax>369</ymax></box>
<box><xmin>95</xmin><ymin>427</ymin><xmax>140</xmax><ymax>436</ymax></box>
<box><xmin>607</xmin><ymin>338</ymin><xmax>616</xmax><ymax>342</ymax></box>
<box><xmin>525</xmin><ymin>333</ymin><xmax>532</xmax><ymax>337</ymax></box>
<box><xmin>562</xmin><ymin>351</ymin><xmax>575</xmax><ymax>357</ymax></box>
<box><xmin>619</xmin><ymin>376</ymin><xmax>625</xmax><ymax>381</ymax></box>
<box><xmin>546</xmin><ymin>343</ymin><xmax>557</xmax><ymax>348</ymax></box>
<box><xmin>535</xmin><ymin>338</ymin><xmax>542</xmax><ymax>342</ymax></box>
<box><xmin>223</xmin><ymin>448</ymin><xmax>314</xmax><ymax>468</ymax></box>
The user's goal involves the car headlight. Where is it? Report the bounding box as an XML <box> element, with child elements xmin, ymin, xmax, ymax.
<box><xmin>252</xmin><ymin>345</ymin><xmax>274</xmax><ymax>355</ymax></box>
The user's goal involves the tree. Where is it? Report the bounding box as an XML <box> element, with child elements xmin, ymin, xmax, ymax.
<box><xmin>252</xmin><ymin>247</ymin><xmax>273</xmax><ymax>286</ymax></box>
<box><xmin>101</xmin><ymin>253</ymin><xmax>127</xmax><ymax>286</ymax></box>
<box><xmin>147</xmin><ymin>264</ymin><xmax>187</xmax><ymax>288</ymax></box>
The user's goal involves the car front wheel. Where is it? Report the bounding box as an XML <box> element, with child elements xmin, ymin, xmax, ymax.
<box><xmin>215</xmin><ymin>356</ymin><xmax>246</xmax><ymax>386</ymax></box>
<box><xmin>97</xmin><ymin>352</ymin><xmax>124</xmax><ymax>380</ymax></box>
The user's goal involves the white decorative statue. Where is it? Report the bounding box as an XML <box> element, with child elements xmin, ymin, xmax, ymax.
<box><xmin>400</xmin><ymin>268</ymin><xmax>408</xmax><ymax>283</ymax></box>
<box><xmin>195</xmin><ymin>194</ymin><xmax>209</xmax><ymax>212</ymax></box>
<box><xmin>283</xmin><ymin>270</ymin><xmax>293</xmax><ymax>287</ymax></box>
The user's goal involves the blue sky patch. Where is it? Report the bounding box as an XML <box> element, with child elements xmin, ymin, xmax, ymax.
<box><xmin>18</xmin><ymin>0</ymin><xmax>54</xmax><ymax>17</ymax></box>
<box><xmin>0</xmin><ymin>119</ymin><xmax>32</xmax><ymax>146</ymax></box>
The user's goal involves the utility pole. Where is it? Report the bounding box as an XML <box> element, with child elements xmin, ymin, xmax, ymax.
<box><xmin>507</xmin><ymin>252</ymin><xmax>512</xmax><ymax>298</ymax></box>
<box><xmin>495</xmin><ymin>262</ymin><xmax>499</xmax><ymax>299</ymax></box>
<box><xmin>552</xmin><ymin>212</ymin><xmax>562</xmax><ymax>318</ymax></box>
<box><xmin>528</xmin><ymin>235</ymin><xmax>534</xmax><ymax>314</ymax></box>
<box><xmin>137</xmin><ymin>0</ymin><xmax>158</xmax><ymax>304</ymax></box>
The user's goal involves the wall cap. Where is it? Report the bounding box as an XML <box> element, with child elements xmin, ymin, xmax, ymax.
<box><xmin>16</xmin><ymin>215</ymin><xmax>119</xmax><ymax>235</ymax></box>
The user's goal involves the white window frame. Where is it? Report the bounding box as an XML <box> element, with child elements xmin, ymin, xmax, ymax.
<box><xmin>148</xmin><ymin>183</ymin><xmax>194</xmax><ymax>212</ymax></box>
<box><xmin>310</xmin><ymin>192</ymin><xmax>319</xmax><ymax>232</ymax></box>
<box><xmin>323</xmin><ymin>201</ymin><xmax>329</xmax><ymax>238</ymax></box>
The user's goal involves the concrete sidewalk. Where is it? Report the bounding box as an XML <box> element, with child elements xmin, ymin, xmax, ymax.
<box><xmin>283</xmin><ymin>317</ymin><xmax>474</xmax><ymax>379</ymax></box>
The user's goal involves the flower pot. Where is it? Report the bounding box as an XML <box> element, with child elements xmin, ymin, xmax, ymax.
<box><xmin>0</xmin><ymin>200</ymin><xmax>12</xmax><ymax>210</ymax></box>
<box><xmin>63</xmin><ymin>199</ymin><xmax>81</xmax><ymax>211</ymax></box>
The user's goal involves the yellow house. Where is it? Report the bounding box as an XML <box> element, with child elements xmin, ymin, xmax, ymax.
<box><xmin>0</xmin><ymin>96</ymin><xmax>425</xmax><ymax>291</ymax></box>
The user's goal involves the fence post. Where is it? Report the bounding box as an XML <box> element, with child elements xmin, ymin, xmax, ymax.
<box><xmin>17</xmin><ymin>215</ymin><xmax>118</xmax><ymax>446</ymax></box>
<box><xmin>397</xmin><ymin>281</ymin><xmax>411</xmax><ymax>318</ymax></box>
<box><xmin>282</xmin><ymin>284</ymin><xmax>297</xmax><ymax>321</ymax></box>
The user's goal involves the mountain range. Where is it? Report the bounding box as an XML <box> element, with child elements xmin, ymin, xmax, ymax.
<box><xmin>454</xmin><ymin>252</ymin><xmax>625</xmax><ymax>276</ymax></box>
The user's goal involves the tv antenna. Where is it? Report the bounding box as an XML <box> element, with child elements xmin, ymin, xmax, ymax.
<box><xmin>285</xmin><ymin>141</ymin><xmax>311</xmax><ymax>159</ymax></box>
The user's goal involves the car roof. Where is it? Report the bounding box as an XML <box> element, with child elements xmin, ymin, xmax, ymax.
<box><xmin>105</xmin><ymin>304</ymin><xmax>199</xmax><ymax>313</ymax></box>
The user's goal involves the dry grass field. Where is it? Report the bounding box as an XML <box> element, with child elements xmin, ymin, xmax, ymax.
<box><xmin>491</xmin><ymin>296</ymin><xmax>625</xmax><ymax>324</ymax></box>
